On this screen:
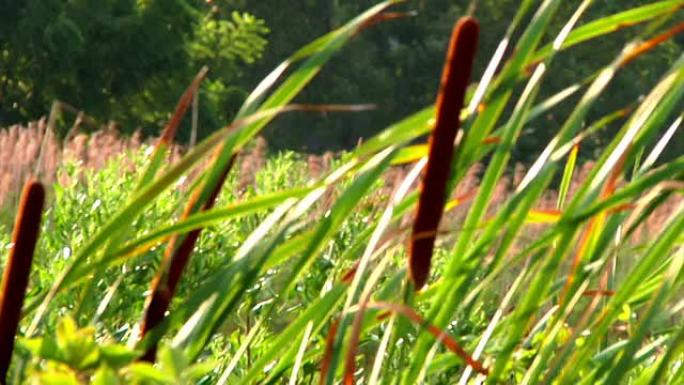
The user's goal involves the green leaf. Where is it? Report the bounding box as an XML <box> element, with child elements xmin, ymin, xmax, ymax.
<box><xmin>99</xmin><ymin>344</ymin><xmax>139</xmax><ymax>370</ymax></box>
<box><xmin>92</xmin><ymin>366</ymin><xmax>121</xmax><ymax>385</ymax></box>
<box><xmin>127</xmin><ymin>363</ymin><xmax>175</xmax><ymax>384</ymax></box>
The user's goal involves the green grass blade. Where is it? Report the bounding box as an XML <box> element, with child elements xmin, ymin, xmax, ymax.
<box><xmin>237</xmin><ymin>285</ymin><xmax>347</xmax><ymax>385</ymax></box>
<box><xmin>532</xmin><ymin>0</ymin><xmax>684</xmax><ymax>62</ymax></box>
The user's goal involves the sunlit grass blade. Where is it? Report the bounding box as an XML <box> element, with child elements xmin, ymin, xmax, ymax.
<box><xmin>600</xmin><ymin>248</ymin><xmax>682</xmax><ymax>384</ymax></box>
<box><xmin>288</xmin><ymin>321</ymin><xmax>314</xmax><ymax>385</ymax></box>
<box><xmin>558</xmin><ymin>143</ymin><xmax>579</xmax><ymax>209</ymax></box>
<box><xmin>193</xmin><ymin>2</ymin><xmax>400</xmax><ymax>221</ymax></box>
<box><xmin>282</xmin><ymin>147</ymin><xmax>395</xmax><ymax>295</ymax></box>
<box><xmin>105</xmin><ymin>186</ymin><xmax>315</xmax><ymax>262</ymax></box>
<box><xmin>556</xmin><ymin>205</ymin><xmax>684</xmax><ymax>385</ymax></box>
<box><xmin>638</xmin><ymin>114</ymin><xmax>682</xmax><ymax>174</ymax></box>
<box><xmin>532</xmin><ymin>0</ymin><xmax>684</xmax><ymax>62</ymax></box>
<box><xmin>565</xmin><ymin>54</ymin><xmax>684</xmax><ymax>213</ymax></box>
<box><xmin>237</xmin><ymin>285</ymin><xmax>347</xmax><ymax>385</ymax></box>
<box><xmin>139</xmin><ymin>66</ymin><xmax>209</xmax><ymax>188</ymax></box>
<box><xmin>327</xmin><ymin>158</ymin><xmax>426</xmax><ymax>384</ymax></box>
<box><xmin>215</xmin><ymin>318</ymin><xmax>263</xmax><ymax>385</ymax></box>
<box><xmin>391</xmin><ymin>144</ymin><xmax>427</xmax><ymax>165</ymax></box>
<box><xmin>457</xmin><ymin>260</ymin><xmax>529</xmax><ymax>385</ymax></box>
<box><xmin>168</xmin><ymin>199</ymin><xmax>298</xmax><ymax>360</ymax></box>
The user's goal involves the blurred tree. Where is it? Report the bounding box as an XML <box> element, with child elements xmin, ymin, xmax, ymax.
<box><xmin>1</xmin><ymin>0</ymin><xmax>681</xmax><ymax>161</ymax></box>
<box><xmin>236</xmin><ymin>0</ymin><xmax>682</xmax><ymax>161</ymax></box>
<box><xmin>0</xmin><ymin>0</ymin><xmax>268</xmax><ymax>138</ymax></box>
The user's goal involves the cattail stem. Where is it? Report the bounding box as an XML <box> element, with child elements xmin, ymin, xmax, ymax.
<box><xmin>409</xmin><ymin>17</ymin><xmax>479</xmax><ymax>289</ymax></box>
<box><xmin>159</xmin><ymin>66</ymin><xmax>209</xmax><ymax>146</ymax></box>
<box><xmin>0</xmin><ymin>179</ymin><xmax>45</xmax><ymax>383</ymax></box>
<box><xmin>139</xmin><ymin>154</ymin><xmax>235</xmax><ymax>361</ymax></box>
<box><xmin>319</xmin><ymin>318</ymin><xmax>340</xmax><ymax>385</ymax></box>
<box><xmin>368</xmin><ymin>301</ymin><xmax>488</xmax><ymax>375</ymax></box>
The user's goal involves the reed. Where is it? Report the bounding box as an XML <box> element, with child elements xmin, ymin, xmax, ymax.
<box><xmin>0</xmin><ymin>179</ymin><xmax>44</xmax><ymax>383</ymax></box>
<box><xmin>409</xmin><ymin>17</ymin><xmax>479</xmax><ymax>290</ymax></box>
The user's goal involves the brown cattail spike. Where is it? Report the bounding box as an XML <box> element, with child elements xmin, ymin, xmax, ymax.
<box><xmin>409</xmin><ymin>17</ymin><xmax>479</xmax><ymax>290</ymax></box>
<box><xmin>158</xmin><ymin>66</ymin><xmax>209</xmax><ymax>146</ymax></box>
<box><xmin>139</xmin><ymin>154</ymin><xmax>235</xmax><ymax>362</ymax></box>
<box><xmin>319</xmin><ymin>318</ymin><xmax>340</xmax><ymax>385</ymax></box>
<box><xmin>0</xmin><ymin>179</ymin><xmax>45</xmax><ymax>382</ymax></box>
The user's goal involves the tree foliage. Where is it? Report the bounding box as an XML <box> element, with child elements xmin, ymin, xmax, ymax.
<box><xmin>1</xmin><ymin>0</ymin><xmax>681</xmax><ymax>160</ymax></box>
<box><xmin>0</xmin><ymin>0</ymin><xmax>268</xmax><ymax>138</ymax></box>
<box><xmin>239</xmin><ymin>0</ymin><xmax>683</xmax><ymax>160</ymax></box>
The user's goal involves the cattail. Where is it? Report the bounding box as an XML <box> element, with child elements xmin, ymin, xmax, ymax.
<box><xmin>409</xmin><ymin>17</ymin><xmax>479</xmax><ymax>290</ymax></box>
<box><xmin>139</xmin><ymin>154</ymin><xmax>235</xmax><ymax>361</ymax></box>
<box><xmin>158</xmin><ymin>66</ymin><xmax>209</xmax><ymax>147</ymax></box>
<box><xmin>319</xmin><ymin>319</ymin><xmax>340</xmax><ymax>385</ymax></box>
<box><xmin>136</xmin><ymin>67</ymin><xmax>215</xmax><ymax>362</ymax></box>
<box><xmin>0</xmin><ymin>179</ymin><xmax>45</xmax><ymax>382</ymax></box>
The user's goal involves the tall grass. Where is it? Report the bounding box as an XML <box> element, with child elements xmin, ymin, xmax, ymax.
<box><xmin>0</xmin><ymin>120</ymin><xmax>147</xmax><ymax>212</ymax></box>
<box><xmin>0</xmin><ymin>0</ymin><xmax>683</xmax><ymax>384</ymax></box>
